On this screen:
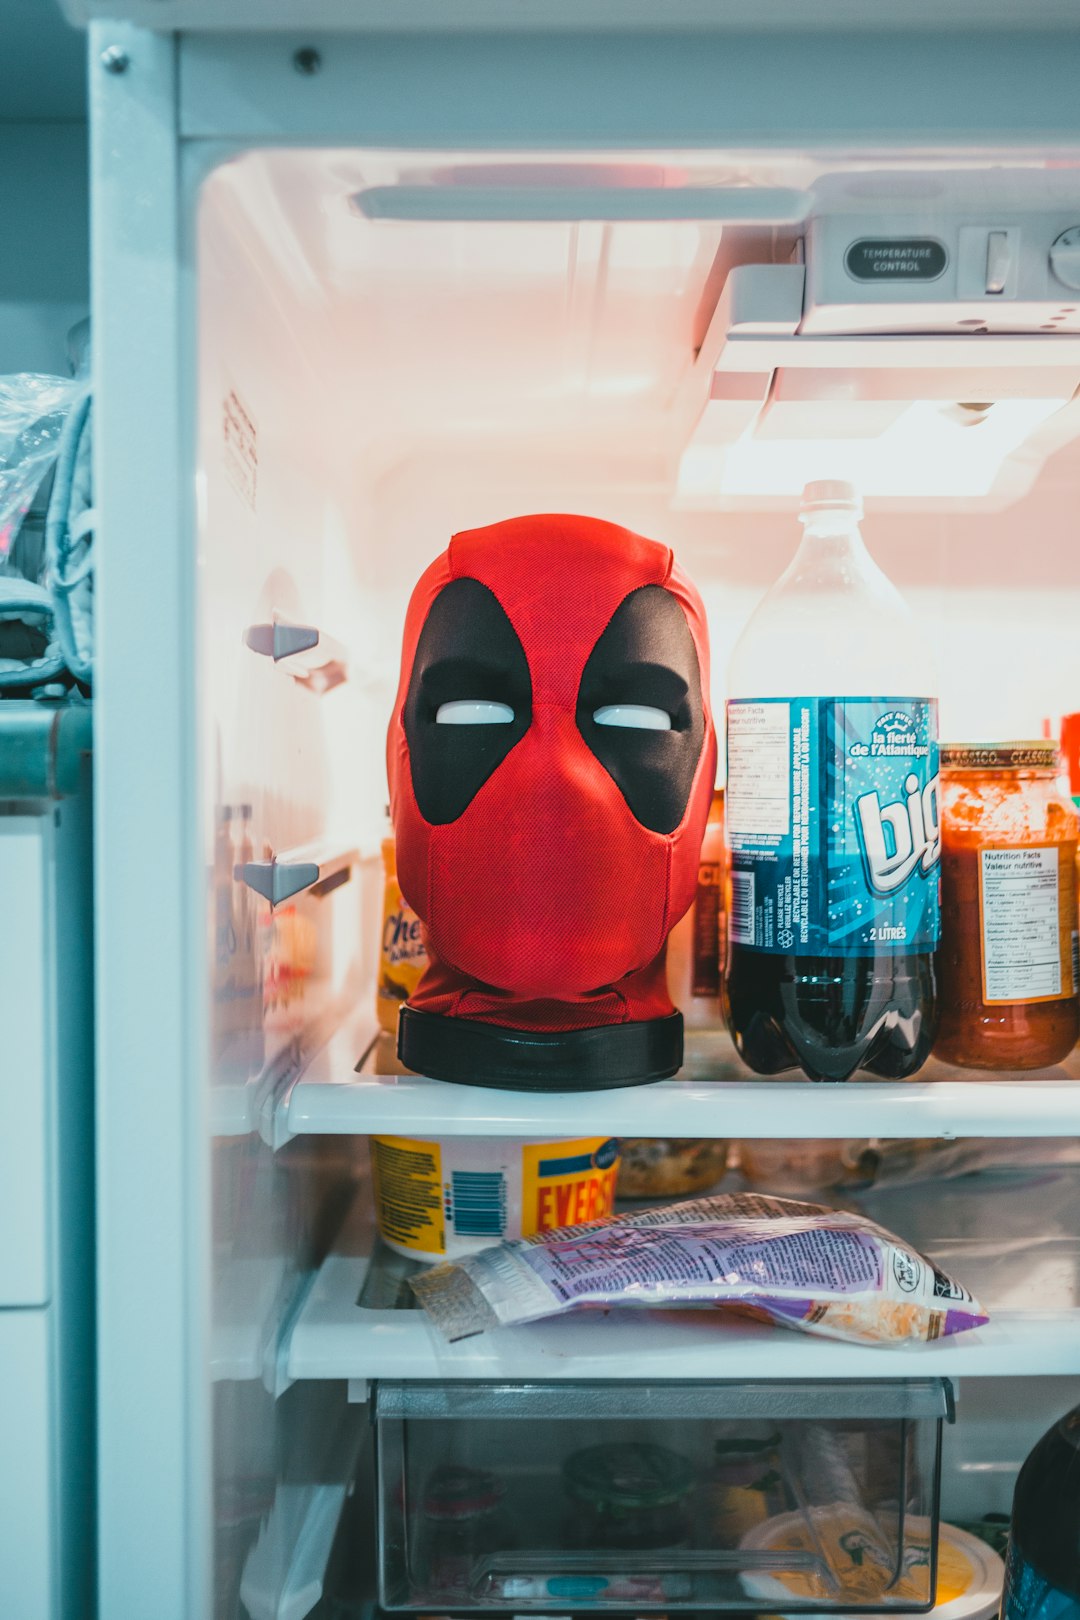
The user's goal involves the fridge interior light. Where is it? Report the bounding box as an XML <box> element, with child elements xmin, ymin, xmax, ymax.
<box><xmin>676</xmin><ymin>396</ymin><xmax>1066</xmax><ymax>502</ymax></box>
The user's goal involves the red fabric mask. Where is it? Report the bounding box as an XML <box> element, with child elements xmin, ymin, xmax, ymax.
<box><xmin>387</xmin><ymin>513</ymin><xmax>716</xmax><ymax>1034</ymax></box>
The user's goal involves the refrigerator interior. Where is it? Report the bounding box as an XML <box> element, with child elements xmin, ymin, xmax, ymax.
<box><xmin>194</xmin><ymin>146</ymin><xmax>1080</xmax><ymax>1620</ymax></box>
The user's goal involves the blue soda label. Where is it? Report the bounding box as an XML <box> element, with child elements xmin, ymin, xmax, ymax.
<box><xmin>1002</xmin><ymin>1541</ymin><xmax>1080</xmax><ymax>1619</ymax></box>
<box><xmin>726</xmin><ymin>696</ymin><xmax>940</xmax><ymax>956</ymax></box>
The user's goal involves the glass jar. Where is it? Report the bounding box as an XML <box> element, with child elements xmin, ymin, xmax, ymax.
<box><xmin>737</xmin><ymin>1139</ymin><xmax>853</xmax><ymax>1193</ymax></box>
<box><xmin>616</xmin><ymin>1138</ymin><xmax>730</xmax><ymax>1198</ymax></box>
<box><xmin>416</xmin><ymin>1464</ymin><xmax>515</xmax><ymax>1599</ymax></box>
<box><xmin>708</xmin><ymin>1430</ymin><xmax>786</xmax><ymax>1547</ymax></box>
<box><xmin>936</xmin><ymin>743</ymin><xmax>1080</xmax><ymax>1071</ymax></box>
<box><xmin>562</xmin><ymin>1442</ymin><xmax>695</xmax><ymax>1551</ymax></box>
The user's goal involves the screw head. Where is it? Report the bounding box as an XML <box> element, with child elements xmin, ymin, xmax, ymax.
<box><xmin>293</xmin><ymin>46</ymin><xmax>321</xmax><ymax>75</ymax></box>
<box><xmin>100</xmin><ymin>44</ymin><xmax>130</xmax><ymax>74</ymax></box>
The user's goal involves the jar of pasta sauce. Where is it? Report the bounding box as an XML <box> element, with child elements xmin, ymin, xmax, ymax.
<box><xmin>936</xmin><ymin>743</ymin><xmax>1080</xmax><ymax>1070</ymax></box>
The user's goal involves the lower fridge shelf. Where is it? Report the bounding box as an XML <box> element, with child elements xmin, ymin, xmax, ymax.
<box><xmin>371</xmin><ymin>1378</ymin><xmax>953</xmax><ymax>1613</ymax></box>
<box><xmin>284</xmin><ymin>1190</ymin><xmax>1080</xmax><ymax>1383</ymax></box>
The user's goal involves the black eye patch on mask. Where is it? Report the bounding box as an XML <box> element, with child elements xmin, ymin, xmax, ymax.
<box><xmin>576</xmin><ymin>584</ymin><xmax>706</xmax><ymax>835</ymax></box>
<box><xmin>404</xmin><ymin>577</ymin><xmax>532</xmax><ymax>824</ymax></box>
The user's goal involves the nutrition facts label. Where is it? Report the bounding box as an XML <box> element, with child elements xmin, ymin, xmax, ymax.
<box><xmin>726</xmin><ymin>701</ymin><xmax>791</xmax><ymax>836</ymax></box>
<box><xmin>980</xmin><ymin>846</ymin><xmax>1063</xmax><ymax>1003</ymax></box>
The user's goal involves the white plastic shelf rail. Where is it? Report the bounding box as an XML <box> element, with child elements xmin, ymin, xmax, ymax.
<box><xmin>272</xmin><ymin>1015</ymin><xmax>1080</xmax><ymax>1146</ymax></box>
<box><xmin>286</xmin><ymin>1194</ymin><xmax>1080</xmax><ymax>1385</ymax></box>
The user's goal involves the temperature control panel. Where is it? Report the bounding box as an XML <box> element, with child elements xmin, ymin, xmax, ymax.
<box><xmin>1049</xmin><ymin>227</ymin><xmax>1080</xmax><ymax>292</ymax></box>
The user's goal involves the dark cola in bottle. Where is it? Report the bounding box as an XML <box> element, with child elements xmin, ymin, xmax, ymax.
<box><xmin>723</xmin><ymin>480</ymin><xmax>940</xmax><ymax>1081</ymax></box>
<box><xmin>1001</xmin><ymin>1403</ymin><xmax>1080</xmax><ymax>1618</ymax></box>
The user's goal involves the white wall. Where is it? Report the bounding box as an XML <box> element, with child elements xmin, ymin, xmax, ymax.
<box><xmin>364</xmin><ymin>442</ymin><xmax>1080</xmax><ymax>770</ymax></box>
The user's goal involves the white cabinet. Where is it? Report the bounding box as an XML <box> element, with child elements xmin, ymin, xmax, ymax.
<box><xmin>0</xmin><ymin>1311</ymin><xmax>53</xmax><ymax>1617</ymax></box>
<box><xmin>0</xmin><ymin>818</ymin><xmax>50</xmax><ymax>1306</ymax></box>
<box><xmin>0</xmin><ymin>715</ymin><xmax>94</xmax><ymax>1620</ymax></box>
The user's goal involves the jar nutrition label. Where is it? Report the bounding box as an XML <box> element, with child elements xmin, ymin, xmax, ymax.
<box><xmin>979</xmin><ymin>846</ymin><xmax>1075</xmax><ymax>1003</ymax></box>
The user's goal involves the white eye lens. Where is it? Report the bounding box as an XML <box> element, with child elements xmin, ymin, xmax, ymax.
<box><xmin>435</xmin><ymin>701</ymin><xmax>515</xmax><ymax>725</ymax></box>
<box><xmin>593</xmin><ymin>705</ymin><xmax>672</xmax><ymax>731</ymax></box>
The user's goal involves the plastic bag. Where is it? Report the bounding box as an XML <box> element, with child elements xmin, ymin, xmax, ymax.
<box><xmin>0</xmin><ymin>577</ymin><xmax>64</xmax><ymax>688</ymax></box>
<box><xmin>0</xmin><ymin>373</ymin><xmax>91</xmax><ymax>689</ymax></box>
<box><xmin>0</xmin><ymin>374</ymin><xmax>85</xmax><ymax>568</ymax></box>
<box><xmin>738</xmin><ymin>1135</ymin><xmax>1080</xmax><ymax>1194</ymax></box>
<box><xmin>45</xmin><ymin>388</ymin><xmax>94</xmax><ymax>683</ymax></box>
<box><xmin>409</xmin><ymin>1191</ymin><xmax>988</xmax><ymax>1347</ymax></box>
<box><xmin>859</xmin><ymin>1135</ymin><xmax>1080</xmax><ymax>1188</ymax></box>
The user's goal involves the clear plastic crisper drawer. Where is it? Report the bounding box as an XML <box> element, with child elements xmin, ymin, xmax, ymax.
<box><xmin>373</xmin><ymin>1378</ymin><xmax>952</xmax><ymax>1613</ymax></box>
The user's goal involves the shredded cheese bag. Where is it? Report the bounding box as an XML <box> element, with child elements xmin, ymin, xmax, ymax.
<box><xmin>409</xmin><ymin>1192</ymin><xmax>988</xmax><ymax>1346</ymax></box>
<box><xmin>742</xmin><ymin>1509</ymin><xmax>990</xmax><ymax>1607</ymax></box>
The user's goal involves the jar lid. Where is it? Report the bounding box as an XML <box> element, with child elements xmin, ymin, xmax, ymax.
<box><xmin>422</xmin><ymin>1465</ymin><xmax>505</xmax><ymax>1521</ymax></box>
<box><xmin>713</xmin><ymin>1431</ymin><xmax>783</xmax><ymax>1457</ymax></box>
<box><xmin>941</xmin><ymin>741</ymin><xmax>1059</xmax><ymax>771</ymax></box>
<box><xmin>563</xmin><ymin>1442</ymin><xmax>695</xmax><ymax>1511</ymax></box>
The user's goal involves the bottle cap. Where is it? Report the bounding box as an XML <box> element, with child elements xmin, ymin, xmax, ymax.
<box><xmin>800</xmin><ymin>479</ymin><xmax>863</xmax><ymax>517</ymax></box>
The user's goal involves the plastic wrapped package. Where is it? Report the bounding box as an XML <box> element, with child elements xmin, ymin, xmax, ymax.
<box><xmin>45</xmin><ymin>386</ymin><xmax>94</xmax><ymax>685</ymax></box>
<box><xmin>743</xmin><ymin>1516</ymin><xmax>1004</xmax><ymax>1616</ymax></box>
<box><xmin>0</xmin><ymin>372</ymin><xmax>89</xmax><ymax>690</ymax></box>
<box><xmin>410</xmin><ymin>1192</ymin><xmax>988</xmax><ymax>1347</ymax></box>
<box><xmin>0</xmin><ymin>373</ymin><xmax>83</xmax><ymax>565</ymax></box>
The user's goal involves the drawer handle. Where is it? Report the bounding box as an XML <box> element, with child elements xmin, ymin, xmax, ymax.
<box><xmin>236</xmin><ymin>842</ymin><xmax>358</xmax><ymax>907</ymax></box>
<box><xmin>244</xmin><ymin>620</ymin><xmax>348</xmax><ymax>694</ymax></box>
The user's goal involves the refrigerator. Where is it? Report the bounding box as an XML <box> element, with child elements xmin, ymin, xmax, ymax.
<box><xmin>65</xmin><ymin>7</ymin><xmax>1080</xmax><ymax>1617</ymax></box>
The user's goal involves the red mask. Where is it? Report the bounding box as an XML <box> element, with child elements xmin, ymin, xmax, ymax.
<box><xmin>388</xmin><ymin>513</ymin><xmax>716</xmax><ymax>1084</ymax></box>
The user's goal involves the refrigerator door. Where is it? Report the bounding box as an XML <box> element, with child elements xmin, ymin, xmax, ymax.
<box><xmin>58</xmin><ymin>0</ymin><xmax>1080</xmax><ymax>31</ymax></box>
<box><xmin>89</xmin><ymin>19</ymin><xmax>1080</xmax><ymax>1620</ymax></box>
